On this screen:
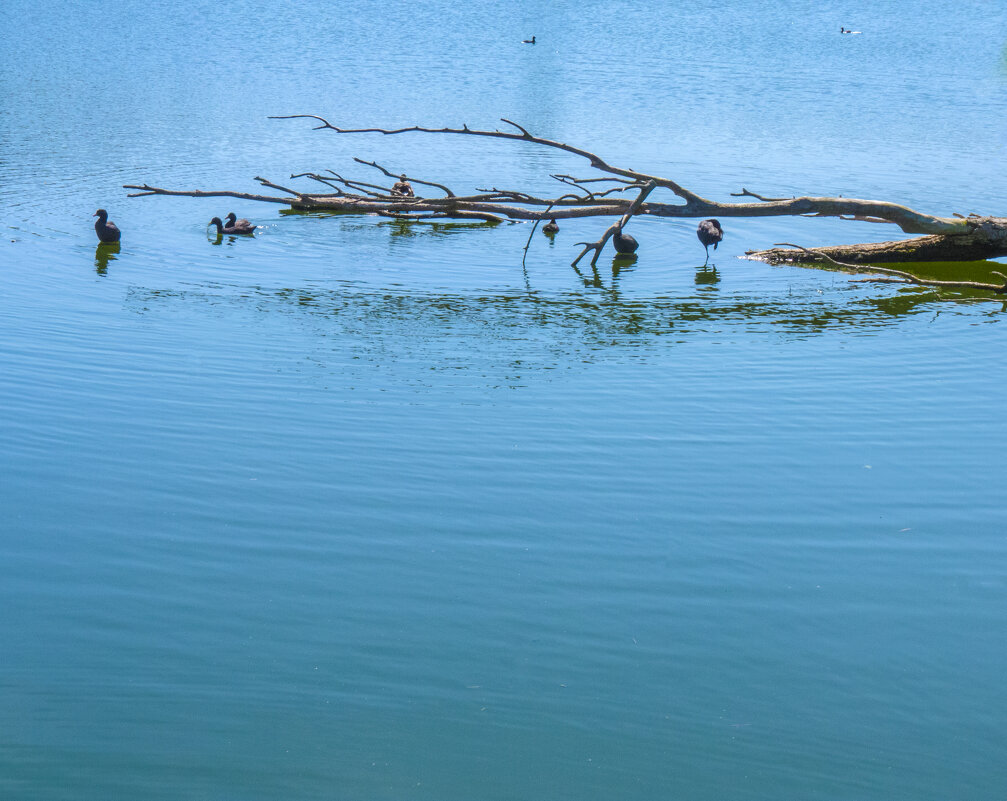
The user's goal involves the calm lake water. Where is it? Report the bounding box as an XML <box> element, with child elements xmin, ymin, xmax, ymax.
<box><xmin>3</xmin><ymin>1</ymin><xmax>1007</xmax><ymax>798</ymax></box>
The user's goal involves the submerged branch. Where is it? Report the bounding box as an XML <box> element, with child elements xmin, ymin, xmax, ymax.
<box><xmin>773</xmin><ymin>243</ymin><xmax>1007</xmax><ymax>293</ymax></box>
<box><xmin>572</xmin><ymin>181</ymin><xmax>657</xmax><ymax>267</ymax></box>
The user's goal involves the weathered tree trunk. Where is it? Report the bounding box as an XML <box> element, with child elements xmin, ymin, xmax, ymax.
<box><xmin>124</xmin><ymin>116</ymin><xmax>1007</xmax><ymax>283</ymax></box>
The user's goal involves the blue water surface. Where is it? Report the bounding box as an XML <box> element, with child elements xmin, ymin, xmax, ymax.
<box><xmin>2</xmin><ymin>1</ymin><xmax>1007</xmax><ymax>799</ymax></box>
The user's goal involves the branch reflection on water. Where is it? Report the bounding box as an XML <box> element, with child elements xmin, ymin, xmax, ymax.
<box><xmin>124</xmin><ymin>272</ymin><xmax>1004</xmax><ymax>386</ymax></box>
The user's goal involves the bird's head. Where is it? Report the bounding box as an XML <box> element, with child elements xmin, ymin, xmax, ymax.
<box><xmin>93</xmin><ymin>209</ymin><xmax>106</xmax><ymax>218</ymax></box>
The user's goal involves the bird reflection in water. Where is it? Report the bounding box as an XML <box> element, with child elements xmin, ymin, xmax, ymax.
<box><xmin>695</xmin><ymin>265</ymin><xmax>720</xmax><ymax>286</ymax></box>
<box><xmin>94</xmin><ymin>242</ymin><xmax>120</xmax><ymax>275</ymax></box>
<box><xmin>570</xmin><ymin>252</ymin><xmax>637</xmax><ymax>292</ymax></box>
<box><xmin>610</xmin><ymin>253</ymin><xmax>636</xmax><ymax>281</ymax></box>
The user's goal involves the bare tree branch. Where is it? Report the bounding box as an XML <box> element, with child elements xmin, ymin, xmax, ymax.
<box><xmin>550</xmin><ymin>174</ymin><xmax>642</xmax><ymax>201</ymax></box>
<box><xmin>500</xmin><ymin>118</ymin><xmax>533</xmax><ymax>137</ymax></box>
<box><xmin>269</xmin><ymin>116</ymin><xmax>975</xmax><ymax>235</ymax></box>
<box><xmin>836</xmin><ymin>214</ymin><xmax>895</xmax><ymax>224</ymax></box>
<box><xmin>573</xmin><ymin>181</ymin><xmax>657</xmax><ymax>267</ymax></box>
<box><xmin>552</xmin><ymin>174</ymin><xmax>638</xmax><ymax>186</ymax></box>
<box><xmin>730</xmin><ymin>188</ymin><xmax>790</xmax><ymax>202</ymax></box>
<box><xmin>127</xmin><ymin>118</ymin><xmax>1007</xmax><ymax>269</ymax></box>
<box><xmin>353</xmin><ymin>158</ymin><xmax>456</xmax><ymax>197</ymax></box>
<box><xmin>322</xmin><ymin>170</ymin><xmax>393</xmax><ymax>198</ymax></box>
<box><xmin>254</xmin><ymin>176</ymin><xmax>306</xmax><ymax>198</ymax></box>
<box><xmin>290</xmin><ymin>172</ymin><xmax>346</xmax><ymax>194</ymax></box>
<box><xmin>123</xmin><ymin>183</ymin><xmax>295</xmax><ymax>204</ymax></box>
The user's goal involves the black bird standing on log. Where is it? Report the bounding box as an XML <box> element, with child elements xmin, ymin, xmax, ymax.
<box><xmin>93</xmin><ymin>209</ymin><xmax>121</xmax><ymax>243</ymax></box>
<box><xmin>612</xmin><ymin>227</ymin><xmax>638</xmax><ymax>255</ymax></box>
<box><xmin>697</xmin><ymin>219</ymin><xmax>723</xmax><ymax>262</ymax></box>
<box><xmin>224</xmin><ymin>212</ymin><xmax>254</xmax><ymax>234</ymax></box>
<box><xmin>392</xmin><ymin>175</ymin><xmax>414</xmax><ymax>197</ymax></box>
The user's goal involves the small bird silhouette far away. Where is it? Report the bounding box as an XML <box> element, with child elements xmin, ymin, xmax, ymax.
<box><xmin>522</xmin><ymin>35</ymin><xmax>536</xmax><ymax>44</ymax></box>
<box><xmin>224</xmin><ymin>212</ymin><xmax>255</xmax><ymax>234</ymax></box>
<box><xmin>697</xmin><ymin>219</ymin><xmax>724</xmax><ymax>261</ymax></box>
<box><xmin>543</xmin><ymin>218</ymin><xmax>559</xmax><ymax>234</ymax></box>
<box><xmin>93</xmin><ymin>209</ymin><xmax>121</xmax><ymax>243</ymax></box>
<box><xmin>392</xmin><ymin>175</ymin><xmax>414</xmax><ymax>197</ymax></box>
<box><xmin>612</xmin><ymin>227</ymin><xmax>639</xmax><ymax>255</ymax></box>
<box><xmin>209</xmin><ymin>216</ymin><xmax>255</xmax><ymax>236</ymax></box>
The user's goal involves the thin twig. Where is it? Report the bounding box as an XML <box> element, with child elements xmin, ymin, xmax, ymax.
<box><xmin>353</xmin><ymin>158</ymin><xmax>456</xmax><ymax>197</ymax></box>
<box><xmin>730</xmin><ymin>188</ymin><xmax>790</xmax><ymax>202</ymax></box>
<box><xmin>522</xmin><ymin>203</ymin><xmax>555</xmax><ymax>268</ymax></box>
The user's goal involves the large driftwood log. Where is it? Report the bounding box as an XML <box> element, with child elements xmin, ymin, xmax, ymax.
<box><xmin>125</xmin><ymin>116</ymin><xmax>1007</xmax><ymax>272</ymax></box>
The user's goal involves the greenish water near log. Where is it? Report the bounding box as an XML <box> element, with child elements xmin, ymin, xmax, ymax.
<box><xmin>2</xmin><ymin>2</ymin><xmax>1007</xmax><ymax>799</ymax></box>
<box><xmin>896</xmin><ymin>260</ymin><xmax>1007</xmax><ymax>283</ymax></box>
<box><xmin>788</xmin><ymin>259</ymin><xmax>1007</xmax><ymax>288</ymax></box>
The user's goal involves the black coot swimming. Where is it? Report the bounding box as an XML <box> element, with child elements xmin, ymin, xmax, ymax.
<box><xmin>209</xmin><ymin>216</ymin><xmax>255</xmax><ymax>236</ymax></box>
<box><xmin>543</xmin><ymin>218</ymin><xmax>559</xmax><ymax>234</ymax></box>
<box><xmin>224</xmin><ymin>212</ymin><xmax>254</xmax><ymax>234</ymax></box>
<box><xmin>93</xmin><ymin>209</ymin><xmax>121</xmax><ymax>243</ymax></box>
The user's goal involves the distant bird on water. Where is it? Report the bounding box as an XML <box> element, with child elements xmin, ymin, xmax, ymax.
<box><xmin>209</xmin><ymin>216</ymin><xmax>255</xmax><ymax>236</ymax></box>
<box><xmin>224</xmin><ymin>212</ymin><xmax>254</xmax><ymax>234</ymax></box>
<box><xmin>612</xmin><ymin>227</ymin><xmax>638</xmax><ymax>255</ymax></box>
<box><xmin>93</xmin><ymin>209</ymin><xmax>121</xmax><ymax>243</ymax></box>
<box><xmin>392</xmin><ymin>175</ymin><xmax>414</xmax><ymax>197</ymax></box>
<box><xmin>522</xmin><ymin>35</ymin><xmax>536</xmax><ymax>44</ymax></box>
<box><xmin>697</xmin><ymin>219</ymin><xmax>723</xmax><ymax>261</ymax></box>
<box><xmin>543</xmin><ymin>218</ymin><xmax>559</xmax><ymax>234</ymax></box>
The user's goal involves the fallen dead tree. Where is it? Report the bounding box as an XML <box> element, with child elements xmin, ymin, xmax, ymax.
<box><xmin>125</xmin><ymin>116</ymin><xmax>1007</xmax><ymax>288</ymax></box>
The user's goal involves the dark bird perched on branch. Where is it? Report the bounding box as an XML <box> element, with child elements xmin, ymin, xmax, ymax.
<box><xmin>612</xmin><ymin>228</ymin><xmax>638</xmax><ymax>254</ymax></box>
<box><xmin>93</xmin><ymin>209</ymin><xmax>121</xmax><ymax>243</ymax></box>
<box><xmin>392</xmin><ymin>175</ymin><xmax>414</xmax><ymax>197</ymax></box>
<box><xmin>522</xmin><ymin>35</ymin><xmax>536</xmax><ymax>44</ymax></box>
<box><xmin>543</xmin><ymin>218</ymin><xmax>559</xmax><ymax>234</ymax></box>
<box><xmin>209</xmin><ymin>216</ymin><xmax>255</xmax><ymax>236</ymax></box>
<box><xmin>224</xmin><ymin>212</ymin><xmax>254</xmax><ymax>234</ymax></box>
<box><xmin>697</xmin><ymin>219</ymin><xmax>723</xmax><ymax>261</ymax></box>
